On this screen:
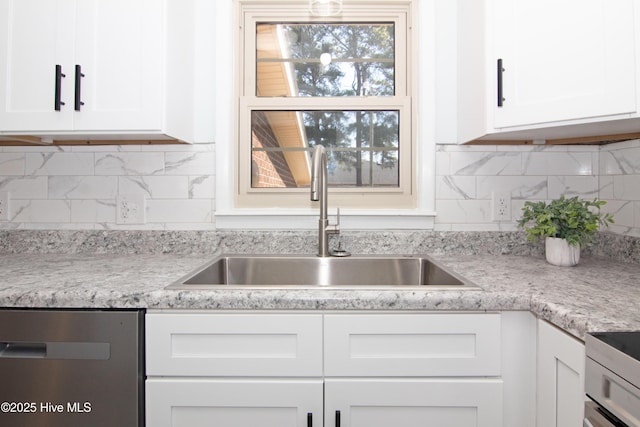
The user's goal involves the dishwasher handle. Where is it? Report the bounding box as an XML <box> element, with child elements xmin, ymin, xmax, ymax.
<box><xmin>0</xmin><ymin>341</ymin><xmax>110</xmax><ymax>360</ymax></box>
<box><xmin>0</xmin><ymin>342</ymin><xmax>46</xmax><ymax>358</ymax></box>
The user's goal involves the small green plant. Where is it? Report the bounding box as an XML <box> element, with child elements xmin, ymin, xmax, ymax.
<box><xmin>517</xmin><ymin>196</ymin><xmax>614</xmax><ymax>246</ymax></box>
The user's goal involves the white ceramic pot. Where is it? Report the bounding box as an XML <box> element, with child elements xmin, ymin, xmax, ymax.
<box><xmin>545</xmin><ymin>237</ymin><xmax>580</xmax><ymax>267</ymax></box>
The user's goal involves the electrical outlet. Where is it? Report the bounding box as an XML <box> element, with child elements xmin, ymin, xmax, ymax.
<box><xmin>116</xmin><ymin>194</ymin><xmax>146</xmax><ymax>225</ymax></box>
<box><xmin>492</xmin><ymin>191</ymin><xmax>511</xmax><ymax>221</ymax></box>
<box><xmin>0</xmin><ymin>191</ymin><xmax>10</xmax><ymax>221</ymax></box>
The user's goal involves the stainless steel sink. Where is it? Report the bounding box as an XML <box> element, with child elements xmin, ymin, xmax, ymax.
<box><xmin>167</xmin><ymin>254</ymin><xmax>480</xmax><ymax>290</ymax></box>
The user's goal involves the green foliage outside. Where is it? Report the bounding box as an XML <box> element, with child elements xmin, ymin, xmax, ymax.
<box><xmin>284</xmin><ymin>23</ymin><xmax>398</xmax><ymax>184</ymax></box>
<box><xmin>517</xmin><ymin>196</ymin><xmax>614</xmax><ymax>247</ymax></box>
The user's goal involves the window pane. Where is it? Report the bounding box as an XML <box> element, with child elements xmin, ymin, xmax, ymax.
<box><xmin>256</xmin><ymin>23</ymin><xmax>395</xmax><ymax>97</ymax></box>
<box><xmin>251</xmin><ymin>110</ymin><xmax>399</xmax><ymax>188</ymax></box>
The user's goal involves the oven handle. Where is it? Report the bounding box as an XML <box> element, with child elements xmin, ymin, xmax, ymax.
<box><xmin>584</xmin><ymin>415</ymin><xmax>615</xmax><ymax>427</ymax></box>
<box><xmin>584</xmin><ymin>401</ymin><xmax>617</xmax><ymax>427</ymax></box>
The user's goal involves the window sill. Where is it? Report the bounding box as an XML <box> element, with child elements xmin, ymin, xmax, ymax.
<box><xmin>214</xmin><ymin>208</ymin><xmax>436</xmax><ymax>230</ymax></box>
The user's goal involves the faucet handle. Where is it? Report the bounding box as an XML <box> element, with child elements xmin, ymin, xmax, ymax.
<box><xmin>326</xmin><ymin>208</ymin><xmax>340</xmax><ymax>233</ymax></box>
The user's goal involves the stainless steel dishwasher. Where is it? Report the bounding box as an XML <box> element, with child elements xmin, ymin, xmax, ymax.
<box><xmin>0</xmin><ymin>309</ymin><xmax>144</xmax><ymax>427</ymax></box>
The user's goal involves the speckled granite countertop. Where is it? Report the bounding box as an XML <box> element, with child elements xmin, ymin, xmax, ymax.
<box><xmin>0</xmin><ymin>252</ymin><xmax>638</xmax><ymax>340</ymax></box>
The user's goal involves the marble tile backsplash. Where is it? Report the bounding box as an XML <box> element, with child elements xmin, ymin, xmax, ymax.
<box><xmin>1</xmin><ymin>140</ymin><xmax>640</xmax><ymax>238</ymax></box>
<box><xmin>0</xmin><ymin>144</ymin><xmax>215</xmax><ymax>230</ymax></box>
<box><xmin>436</xmin><ymin>143</ymin><xmax>605</xmax><ymax>232</ymax></box>
<box><xmin>599</xmin><ymin>140</ymin><xmax>640</xmax><ymax>237</ymax></box>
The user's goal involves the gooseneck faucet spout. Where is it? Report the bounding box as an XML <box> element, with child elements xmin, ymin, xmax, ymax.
<box><xmin>311</xmin><ymin>145</ymin><xmax>340</xmax><ymax>257</ymax></box>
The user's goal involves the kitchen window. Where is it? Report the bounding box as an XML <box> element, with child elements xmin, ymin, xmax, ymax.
<box><xmin>236</xmin><ymin>0</ymin><xmax>416</xmax><ymax>209</ymax></box>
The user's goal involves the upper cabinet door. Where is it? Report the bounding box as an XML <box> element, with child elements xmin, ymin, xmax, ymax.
<box><xmin>0</xmin><ymin>0</ymin><xmax>76</xmax><ymax>131</ymax></box>
<box><xmin>493</xmin><ymin>0</ymin><xmax>636</xmax><ymax>129</ymax></box>
<box><xmin>0</xmin><ymin>0</ymin><xmax>162</xmax><ymax>133</ymax></box>
<box><xmin>73</xmin><ymin>0</ymin><xmax>163</xmax><ymax>131</ymax></box>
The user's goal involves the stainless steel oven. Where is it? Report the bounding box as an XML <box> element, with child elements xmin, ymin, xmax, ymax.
<box><xmin>0</xmin><ymin>309</ymin><xmax>144</xmax><ymax>427</ymax></box>
<box><xmin>585</xmin><ymin>332</ymin><xmax>640</xmax><ymax>427</ymax></box>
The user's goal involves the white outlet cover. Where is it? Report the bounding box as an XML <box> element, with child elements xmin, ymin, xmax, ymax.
<box><xmin>116</xmin><ymin>194</ymin><xmax>146</xmax><ymax>225</ymax></box>
<box><xmin>491</xmin><ymin>191</ymin><xmax>512</xmax><ymax>222</ymax></box>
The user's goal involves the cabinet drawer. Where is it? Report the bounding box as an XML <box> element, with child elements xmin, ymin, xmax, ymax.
<box><xmin>147</xmin><ymin>378</ymin><xmax>323</xmax><ymax>427</ymax></box>
<box><xmin>146</xmin><ymin>313</ymin><xmax>323</xmax><ymax>376</ymax></box>
<box><xmin>324</xmin><ymin>314</ymin><xmax>501</xmax><ymax>376</ymax></box>
<box><xmin>325</xmin><ymin>378</ymin><xmax>503</xmax><ymax>427</ymax></box>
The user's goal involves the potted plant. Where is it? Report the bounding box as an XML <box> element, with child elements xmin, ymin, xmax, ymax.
<box><xmin>517</xmin><ymin>196</ymin><xmax>614</xmax><ymax>266</ymax></box>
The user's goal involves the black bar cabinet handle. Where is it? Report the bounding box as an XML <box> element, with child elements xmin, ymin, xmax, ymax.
<box><xmin>74</xmin><ymin>64</ymin><xmax>85</xmax><ymax>111</ymax></box>
<box><xmin>497</xmin><ymin>58</ymin><xmax>505</xmax><ymax>107</ymax></box>
<box><xmin>54</xmin><ymin>64</ymin><xmax>65</xmax><ymax>111</ymax></box>
<box><xmin>307</xmin><ymin>412</ymin><xmax>312</xmax><ymax>427</ymax></box>
<box><xmin>335</xmin><ymin>410</ymin><xmax>341</xmax><ymax>427</ymax></box>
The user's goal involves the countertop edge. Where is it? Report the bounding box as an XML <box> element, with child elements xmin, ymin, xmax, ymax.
<box><xmin>1</xmin><ymin>253</ymin><xmax>638</xmax><ymax>341</ymax></box>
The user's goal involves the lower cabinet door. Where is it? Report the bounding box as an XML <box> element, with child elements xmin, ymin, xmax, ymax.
<box><xmin>324</xmin><ymin>313</ymin><xmax>501</xmax><ymax>377</ymax></box>
<box><xmin>325</xmin><ymin>379</ymin><xmax>503</xmax><ymax>427</ymax></box>
<box><xmin>146</xmin><ymin>378</ymin><xmax>323</xmax><ymax>427</ymax></box>
<box><xmin>536</xmin><ymin>320</ymin><xmax>585</xmax><ymax>427</ymax></box>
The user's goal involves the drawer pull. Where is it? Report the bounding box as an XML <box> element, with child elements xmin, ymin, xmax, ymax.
<box><xmin>74</xmin><ymin>64</ymin><xmax>85</xmax><ymax>111</ymax></box>
<box><xmin>307</xmin><ymin>412</ymin><xmax>312</xmax><ymax>427</ymax></box>
<box><xmin>54</xmin><ymin>64</ymin><xmax>65</xmax><ymax>111</ymax></box>
<box><xmin>335</xmin><ymin>410</ymin><xmax>341</xmax><ymax>427</ymax></box>
<box><xmin>497</xmin><ymin>58</ymin><xmax>505</xmax><ymax>107</ymax></box>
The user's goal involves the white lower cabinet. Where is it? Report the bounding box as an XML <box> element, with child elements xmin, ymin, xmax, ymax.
<box><xmin>145</xmin><ymin>313</ymin><xmax>324</xmax><ymax>427</ymax></box>
<box><xmin>145</xmin><ymin>313</ymin><xmax>323</xmax><ymax>377</ymax></box>
<box><xmin>145</xmin><ymin>311</ymin><xmax>529</xmax><ymax>427</ymax></box>
<box><xmin>146</xmin><ymin>379</ymin><xmax>323</xmax><ymax>427</ymax></box>
<box><xmin>324</xmin><ymin>313</ymin><xmax>501</xmax><ymax>377</ymax></box>
<box><xmin>322</xmin><ymin>313</ymin><xmax>504</xmax><ymax>427</ymax></box>
<box><xmin>325</xmin><ymin>379</ymin><xmax>502</xmax><ymax>427</ymax></box>
<box><xmin>536</xmin><ymin>319</ymin><xmax>586</xmax><ymax>427</ymax></box>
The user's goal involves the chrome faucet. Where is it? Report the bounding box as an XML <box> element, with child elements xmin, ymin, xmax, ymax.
<box><xmin>310</xmin><ymin>145</ymin><xmax>340</xmax><ymax>257</ymax></box>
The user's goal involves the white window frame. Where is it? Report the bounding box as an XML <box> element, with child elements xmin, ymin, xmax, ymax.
<box><xmin>214</xmin><ymin>0</ymin><xmax>436</xmax><ymax>230</ymax></box>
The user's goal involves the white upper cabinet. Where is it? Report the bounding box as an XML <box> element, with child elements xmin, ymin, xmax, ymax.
<box><xmin>72</xmin><ymin>0</ymin><xmax>163</xmax><ymax>132</ymax></box>
<box><xmin>454</xmin><ymin>0</ymin><xmax>637</xmax><ymax>143</ymax></box>
<box><xmin>493</xmin><ymin>0</ymin><xmax>636</xmax><ymax>128</ymax></box>
<box><xmin>0</xmin><ymin>0</ymin><xmax>75</xmax><ymax>131</ymax></box>
<box><xmin>0</xmin><ymin>0</ymin><xmax>214</xmax><ymax>143</ymax></box>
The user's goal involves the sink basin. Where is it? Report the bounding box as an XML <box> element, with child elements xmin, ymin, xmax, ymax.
<box><xmin>167</xmin><ymin>254</ymin><xmax>480</xmax><ymax>290</ymax></box>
